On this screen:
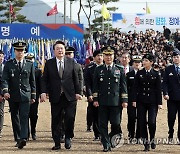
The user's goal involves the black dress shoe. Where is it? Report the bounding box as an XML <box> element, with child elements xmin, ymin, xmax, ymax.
<box><xmin>151</xmin><ymin>143</ymin><xmax>156</xmax><ymax>149</ymax></box>
<box><xmin>143</xmin><ymin>144</ymin><xmax>150</xmax><ymax>152</ymax></box>
<box><xmin>65</xmin><ymin>138</ymin><xmax>71</xmax><ymax>149</ymax></box>
<box><xmin>103</xmin><ymin>147</ymin><xmax>111</xmax><ymax>152</ymax></box>
<box><xmin>32</xmin><ymin>134</ymin><xmax>37</xmax><ymax>140</ymax></box>
<box><xmin>15</xmin><ymin>142</ymin><xmax>19</xmax><ymax>147</ymax></box>
<box><xmin>18</xmin><ymin>139</ymin><xmax>26</xmax><ymax>149</ymax></box>
<box><xmin>52</xmin><ymin>145</ymin><xmax>61</xmax><ymax>150</ymax></box>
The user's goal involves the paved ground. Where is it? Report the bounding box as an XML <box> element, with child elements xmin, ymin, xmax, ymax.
<box><xmin>0</xmin><ymin>97</ymin><xmax>180</xmax><ymax>153</ymax></box>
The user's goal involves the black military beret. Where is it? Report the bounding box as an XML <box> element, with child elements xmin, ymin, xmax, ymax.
<box><xmin>25</xmin><ymin>53</ymin><xmax>35</xmax><ymax>60</ymax></box>
<box><xmin>172</xmin><ymin>48</ymin><xmax>180</xmax><ymax>56</ymax></box>
<box><xmin>65</xmin><ymin>46</ymin><xmax>76</xmax><ymax>53</ymax></box>
<box><xmin>93</xmin><ymin>49</ymin><xmax>103</xmax><ymax>57</ymax></box>
<box><xmin>132</xmin><ymin>55</ymin><xmax>142</xmax><ymax>62</ymax></box>
<box><xmin>12</xmin><ymin>41</ymin><xmax>26</xmax><ymax>50</ymax></box>
<box><xmin>142</xmin><ymin>53</ymin><xmax>155</xmax><ymax>62</ymax></box>
<box><xmin>102</xmin><ymin>46</ymin><xmax>115</xmax><ymax>55</ymax></box>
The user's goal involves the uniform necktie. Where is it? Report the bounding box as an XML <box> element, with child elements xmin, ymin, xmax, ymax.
<box><xmin>59</xmin><ymin>61</ymin><xmax>63</xmax><ymax>78</ymax></box>
<box><xmin>18</xmin><ymin>61</ymin><xmax>22</xmax><ymax>70</ymax></box>
<box><xmin>0</xmin><ymin>64</ymin><xmax>2</xmax><ymax>72</ymax></box>
<box><xmin>146</xmin><ymin>70</ymin><xmax>150</xmax><ymax>77</ymax></box>
<box><xmin>176</xmin><ymin>66</ymin><xmax>180</xmax><ymax>75</ymax></box>
<box><xmin>108</xmin><ymin>65</ymin><xmax>111</xmax><ymax>71</ymax></box>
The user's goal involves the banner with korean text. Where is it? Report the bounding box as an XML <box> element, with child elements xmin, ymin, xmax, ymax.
<box><xmin>0</xmin><ymin>24</ymin><xmax>84</xmax><ymax>40</ymax></box>
<box><xmin>112</xmin><ymin>13</ymin><xmax>180</xmax><ymax>30</ymax></box>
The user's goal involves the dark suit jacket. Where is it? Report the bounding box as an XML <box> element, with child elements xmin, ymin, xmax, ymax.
<box><xmin>41</xmin><ymin>57</ymin><xmax>81</xmax><ymax>103</ymax></box>
<box><xmin>132</xmin><ymin>68</ymin><xmax>162</xmax><ymax>105</ymax></box>
<box><xmin>84</xmin><ymin>63</ymin><xmax>97</xmax><ymax>98</ymax></box>
<box><xmin>75</xmin><ymin>62</ymin><xmax>84</xmax><ymax>96</ymax></box>
<box><xmin>162</xmin><ymin>65</ymin><xmax>180</xmax><ymax>101</ymax></box>
<box><xmin>126</xmin><ymin>70</ymin><xmax>136</xmax><ymax>103</ymax></box>
<box><xmin>2</xmin><ymin>59</ymin><xmax>36</xmax><ymax>102</ymax></box>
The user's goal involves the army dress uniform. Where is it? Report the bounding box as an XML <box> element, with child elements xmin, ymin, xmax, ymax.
<box><xmin>2</xmin><ymin>43</ymin><xmax>36</xmax><ymax>146</ymax></box>
<box><xmin>84</xmin><ymin>49</ymin><xmax>103</xmax><ymax>139</ymax></box>
<box><xmin>93</xmin><ymin>62</ymin><xmax>128</xmax><ymax>150</ymax></box>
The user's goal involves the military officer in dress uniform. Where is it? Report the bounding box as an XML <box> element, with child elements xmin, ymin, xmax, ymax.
<box><xmin>2</xmin><ymin>42</ymin><xmax>36</xmax><ymax>149</ymax></box>
<box><xmin>126</xmin><ymin>55</ymin><xmax>142</xmax><ymax>141</ymax></box>
<box><xmin>84</xmin><ymin>49</ymin><xmax>103</xmax><ymax>140</ymax></box>
<box><xmin>162</xmin><ymin>49</ymin><xmax>180</xmax><ymax>142</ymax></box>
<box><xmin>93</xmin><ymin>46</ymin><xmax>128</xmax><ymax>152</ymax></box>
<box><xmin>25</xmin><ymin>53</ymin><xmax>42</xmax><ymax>141</ymax></box>
<box><xmin>132</xmin><ymin>53</ymin><xmax>162</xmax><ymax>151</ymax></box>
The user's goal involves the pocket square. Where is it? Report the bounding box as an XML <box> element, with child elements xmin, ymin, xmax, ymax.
<box><xmin>129</xmin><ymin>77</ymin><xmax>134</xmax><ymax>79</ymax></box>
<box><xmin>169</xmin><ymin>73</ymin><xmax>173</xmax><ymax>76</ymax></box>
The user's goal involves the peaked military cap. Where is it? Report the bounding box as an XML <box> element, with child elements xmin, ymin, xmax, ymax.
<box><xmin>132</xmin><ymin>55</ymin><xmax>142</xmax><ymax>62</ymax></box>
<box><xmin>102</xmin><ymin>46</ymin><xmax>115</xmax><ymax>55</ymax></box>
<box><xmin>25</xmin><ymin>53</ymin><xmax>35</xmax><ymax>60</ymax></box>
<box><xmin>172</xmin><ymin>48</ymin><xmax>180</xmax><ymax>56</ymax></box>
<box><xmin>93</xmin><ymin>49</ymin><xmax>103</xmax><ymax>57</ymax></box>
<box><xmin>65</xmin><ymin>46</ymin><xmax>76</xmax><ymax>53</ymax></box>
<box><xmin>142</xmin><ymin>53</ymin><xmax>155</xmax><ymax>62</ymax></box>
<box><xmin>13</xmin><ymin>41</ymin><xmax>26</xmax><ymax>50</ymax></box>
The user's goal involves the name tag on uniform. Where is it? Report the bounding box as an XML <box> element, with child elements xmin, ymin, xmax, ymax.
<box><xmin>169</xmin><ymin>73</ymin><xmax>173</xmax><ymax>76</ymax></box>
<box><xmin>129</xmin><ymin>77</ymin><xmax>134</xmax><ymax>79</ymax></box>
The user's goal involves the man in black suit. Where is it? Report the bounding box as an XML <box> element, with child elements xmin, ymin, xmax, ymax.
<box><xmin>2</xmin><ymin>42</ymin><xmax>36</xmax><ymax>149</ymax></box>
<box><xmin>126</xmin><ymin>55</ymin><xmax>142</xmax><ymax>141</ymax></box>
<box><xmin>84</xmin><ymin>49</ymin><xmax>103</xmax><ymax>140</ymax></box>
<box><xmin>0</xmin><ymin>50</ymin><xmax>5</xmax><ymax>138</ymax></box>
<box><xmin>119</xmin><ymin>51</ymin><xmax>133</xmax><ymax>75</ymax></box>
<box><xmin>162</xmin><ymin>49</ymin><xmax>180</xmax><ymax>142</ymax></box>
<box><xmin>41</xmin><ymin>40</ymin><xmax>82</xmax><ymax>150</ymax></box>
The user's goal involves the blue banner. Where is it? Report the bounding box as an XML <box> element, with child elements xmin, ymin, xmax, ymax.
<box><xmin>0</xmin><ymin>24</ymin><xmax>84</xmax><ymax>40</ymax></box>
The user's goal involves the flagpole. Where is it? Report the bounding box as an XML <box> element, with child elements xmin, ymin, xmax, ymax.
<box><xmin>9</xmin><ymin>1</ymin><xmax>12</xmax><ymax>23</ymax></box>
<box><xmin>107</xmin><ymin>13</ymin><xmax>110</xmax><ymax>39</ymax></box>
<box><xmin>70</xmin><ymin>1</ymin><xmax>72</xmax><ymax>24</ymax></box>
<box><xmin>55</xmin><ymin>1</ymin><xmax>57</xmax><ymax>23</ymax></box>
<box><xmin>64</xmin><ymin>0</ymin><xmax>66</xmax><ymax>23</ymax></box>
<box><xmin>102</xmin><ymin>1</ymin><xmax>104</xmax><ymax>32</ymax></box>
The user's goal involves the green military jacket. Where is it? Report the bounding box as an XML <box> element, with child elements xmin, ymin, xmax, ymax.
<box><xmin>2</xmin><ymin>58</ymin><xmax>36</xmax><ymax>102</ymax></box>
<box><xmin>93</xmin><ymin>63</ymin><xmax>128</xmax><ymax>106</ymax></box>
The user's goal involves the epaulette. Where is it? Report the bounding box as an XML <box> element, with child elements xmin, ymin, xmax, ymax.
<box><xmin>88</xmin><ymin>64</ymin><xmax>94</xmax><ymax>69</ymax></box>
<box><xmin>115</xmin><ymin>64</ymin><xmax>124</xmax><ymax>70</ymax></box>
<box><xmin>7</xmin><ymin>59</ymin><xmax>13</xmax><ymax>62</ymax></box>
<box><xmin>26</xmin><ymin>59</ymin><xmax>33</xmax><ymax>63</ymax></box>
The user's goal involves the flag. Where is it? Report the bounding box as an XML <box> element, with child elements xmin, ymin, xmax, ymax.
<box><xmin>146</xmin><ymin>6</ymin><xmax>151</xmax><ymax>14</ymax></box>
<box><xmin>101</xmin><ymin>4</ymin><xmax>110</xmax><ymax>19</ymax></box>
<box><xmin>145</xmin><ymin>3</ymin><xmax>151</xmax><ymax>14</ymax></box>
<box><xmin>9</xmin><ymin>2</ymin><xmax>16</xmax><ymax>19</ymax></box>
<box><xmin>47</xmin><ymin>4</ymin><xmax>58</xmax><ymax>16</ymax></box>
